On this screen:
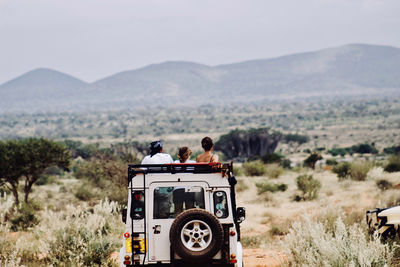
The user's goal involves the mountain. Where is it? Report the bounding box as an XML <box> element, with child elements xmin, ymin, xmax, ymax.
<box><xmin>1</xmin><ymin>44</ymin><xmax>400</xmax><ymax>113</ymax></box>
<box><xmin>0</xmin><ymin>68</ymin><xmax>90</xmax><ymax>112</ymax></box>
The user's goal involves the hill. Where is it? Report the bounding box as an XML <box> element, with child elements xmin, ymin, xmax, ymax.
<box><xmin>1</xmin><ymin>44</ymin><xmax>400</xmax><ymax>113</ymax></box>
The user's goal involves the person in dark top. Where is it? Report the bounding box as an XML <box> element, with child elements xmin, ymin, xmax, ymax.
<box><xmin>196</xmin><ymin>136</ymin><xmax>219</xmax><ymax>163</ymax></box>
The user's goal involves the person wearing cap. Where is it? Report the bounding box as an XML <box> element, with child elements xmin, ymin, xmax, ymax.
<box><xmin>141</xmin><ymin>141</ymin><xmax>173</xmax><ymax>164</ymax></box>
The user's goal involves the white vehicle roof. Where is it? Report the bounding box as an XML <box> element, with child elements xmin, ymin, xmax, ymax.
<box><xmin>128</xmin><ymin>163</ymin><xmax>234</xmax><ymax>188</ymax></box>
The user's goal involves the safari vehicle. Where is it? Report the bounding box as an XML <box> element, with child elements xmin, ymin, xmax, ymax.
<box><xmin>366</xmin><ymin>206</ymin><xmax>400</xmax><ymax>239</ymax></box>
<box><xmin>120</xmin><ymin>163</ymin><xmax>245</xmax><ymax>267</ymax></box>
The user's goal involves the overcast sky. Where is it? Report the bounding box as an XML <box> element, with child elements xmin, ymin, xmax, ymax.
<box><xmin>1</xmin><ymin>0</ymin><xmax>399</xmax><ymax>84</ymax></box>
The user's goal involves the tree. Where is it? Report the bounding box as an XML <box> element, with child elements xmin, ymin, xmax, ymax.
<box><xmin>0</xmin><ymin>138</ymin><xmax>70</xmax><ymax>204</ymax></box>
<box><xmin>215</xmin><ymin>128</ymin><xmax>282</xmax><ymax>160</ymax></box>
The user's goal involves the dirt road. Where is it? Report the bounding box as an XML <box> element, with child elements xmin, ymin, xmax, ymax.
<box><xmin>243</xmin><ymin>249</ymin><xmax>284</xmax><ymax>267</ymax></box>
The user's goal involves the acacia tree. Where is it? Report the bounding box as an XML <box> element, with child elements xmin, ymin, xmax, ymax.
<box><xmin>0</xmin><ymin>138</ymin><xmax>70</xmax><ymax>204</ymax></box>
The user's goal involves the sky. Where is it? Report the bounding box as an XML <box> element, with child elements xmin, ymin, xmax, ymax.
<box><xmin>1</xmin><ymin>0</ymin><xmax>400</xmax><ymax>84</ymax></box>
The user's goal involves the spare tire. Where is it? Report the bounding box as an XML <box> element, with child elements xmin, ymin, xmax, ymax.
<box><xmin>170</xmin><ymin>208</ymin><xmax>224</xmax><ymax>262</ymax></box>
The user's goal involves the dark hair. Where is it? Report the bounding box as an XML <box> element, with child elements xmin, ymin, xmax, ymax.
<box><xmin>178</xmin><ymin>147</ymin><xmax>192</xmax><ymax>163</ymax></box>
<box><xmin>201</xmin><ymin>137</ymin><xmax>214</xmax><ymax>151</ymax></box>
<box><xmin>149</xmin><ymin>141</ymin><xmax>163</xmax><ymax>157</ymax></box>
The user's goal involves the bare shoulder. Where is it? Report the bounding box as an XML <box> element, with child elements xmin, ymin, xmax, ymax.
<box><xmin>211</xmin><ymin>154</ymin><xmax>219</xmax><ymax>162</ymax></box>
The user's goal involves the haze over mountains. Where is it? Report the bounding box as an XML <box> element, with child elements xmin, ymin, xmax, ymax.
<box><xmin>1</xmin><ymin>44</ymin><xmax>400</xmax><ymax>113</ymax></box>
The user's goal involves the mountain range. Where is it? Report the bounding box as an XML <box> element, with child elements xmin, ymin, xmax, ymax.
<box><xmin>1</xmin><ymin>43</ymin><xmax>400</xmax><ymax>113</ymax></box>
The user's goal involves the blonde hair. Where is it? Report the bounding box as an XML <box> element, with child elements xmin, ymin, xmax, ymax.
<box><xmin>178</xmin><ymin>147</ymin><xmax>192</xmax><ymax>163</ymax></box>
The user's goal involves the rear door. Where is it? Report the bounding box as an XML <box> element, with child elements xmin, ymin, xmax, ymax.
<box><xmin>148</xmin><ymin>182</ymin><xmax>210</xmax><ymax>262</ymax></box>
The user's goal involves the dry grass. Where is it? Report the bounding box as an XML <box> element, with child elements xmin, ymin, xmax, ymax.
<box><xmin>236</xmin><ymin>168</ymin><xmax>400</xmax><ymax>265</ymax></box>
<box><xmin>1</xmin><ymin>166</ymin><xmax>399</xmax><ymax>266</ymax></box>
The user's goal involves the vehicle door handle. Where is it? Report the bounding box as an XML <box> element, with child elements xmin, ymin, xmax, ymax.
<box><xmin>153</xmin><ymin>225</ymin><xmax>161</xmax><ymax>234</ymax></box>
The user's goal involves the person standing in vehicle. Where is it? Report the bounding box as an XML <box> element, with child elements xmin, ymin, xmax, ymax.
<box><xmin>196</xmin><ymin>137</ymin><xmax>219</xmax><ymax>163</ymax></box>
<box><xmin>141</xmin><ymin>141</ymin><xmax>173</xmax><ymax>164</ymax></box>
<box><xmin>174</xmin><ymin>147</ymin><xmax>196</xmax><ymax>163</ymax></box>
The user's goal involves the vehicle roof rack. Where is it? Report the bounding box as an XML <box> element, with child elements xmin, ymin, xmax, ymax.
<box><xmin>128</xmin><ymin>163</ymin><xmax>232</xmax><ymax>183</ymax></box>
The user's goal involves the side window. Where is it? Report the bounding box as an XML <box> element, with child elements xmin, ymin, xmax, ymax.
<box><xmin>154</xmin><ymin>186</ymin><xmax>205</xmax><ymax>219</ymax></box>
<box><xmin>213</xmin><ymin>191</ymin><xmax>228</xmax><ymax>218</ymax></box>
<box><xmin>130</xmin><ymin>191</ymin><xmax>145</xmax><ymax>220</ymax></box>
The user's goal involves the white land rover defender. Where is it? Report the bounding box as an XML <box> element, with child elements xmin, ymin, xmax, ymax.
<box><xmin>366</xmin><ymin>206</ymin><xmax>400</xmax><ymax>239</ymax></box>
<box><xmin>120</xmin><ymin>163</ymin><xmax>245</xmax><ymax>267</ymax></box>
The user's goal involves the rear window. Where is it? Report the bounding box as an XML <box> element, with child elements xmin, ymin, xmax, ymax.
<box><xmin>130</xmin><ymin>191</ymin><xmax>145</xmax><ymax>220</ymax></box>
<box><xmin>154</xmin><ymin>186</ymin><xmax>205</xmax><ymax>219</ymax></box>
<box><xmin>213</xmin><ymin>191</ymin><xmax>229</xmax><ymax>218</ymax></box>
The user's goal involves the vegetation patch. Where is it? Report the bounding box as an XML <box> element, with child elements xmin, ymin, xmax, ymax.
<box><xmin>295</xmin><ymin>174</ymin><xmax>321</xmax><ymax>201</ymax></box>
<box><xmin>256</xmin><ymin>182</ymin><xmax>288</xmax><ymax>194</ymax></box>
<box><xmin>243</xmin><ymin>161</ymin><xmax>267</xmax><ymax>176</ymax></box>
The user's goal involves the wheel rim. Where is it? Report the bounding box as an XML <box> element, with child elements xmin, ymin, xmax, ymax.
<box><xmin>180</xmin><ymin>220</ymin><xmax>212</xmax><ymax>251</ymax></box>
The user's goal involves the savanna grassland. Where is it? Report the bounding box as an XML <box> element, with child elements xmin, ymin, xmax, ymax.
<box><xmin>1</xmin><ymin>96</ymin><xmax>400</xmax><ymax>266</ymax></box>
<box><xmin>1</xmin><ymin>96</ymin><xmax>399</xmax><ymax>153</ymax></box>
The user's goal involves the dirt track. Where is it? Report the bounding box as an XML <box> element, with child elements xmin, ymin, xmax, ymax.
<box><xmin>243</xmin><ymin>249</ymin><xmax>283</xmax><ymax>267</ymax></box>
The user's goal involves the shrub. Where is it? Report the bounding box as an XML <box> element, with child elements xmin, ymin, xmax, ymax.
<box><xmin>261</xmin><ymin>152</ymin><xmax>282</xmax><ymax>164</ymax></box>
<box><xmin>43</xmin><ymin>200</ymin><xmax>119</xmax><ymax>266</ymax></box>
<box><xmin>332</xmin><ymin>162</ymin><xmax>351</xmax><ymax>180</ymax></box>
<box><xmin>349</xmin><ymin>161</ymin><xmax>372</xmax><ymax>181</ymax></box>
<box><xmin>284</xmin><ymin>133</ymin><xmax>309</xmax><ymax>144</ymax></box>
<box><xmin>36</xmin><ymin>174</ymin><xmax>58</xmax><ymax>186</ymax></box>
<box><xmin>75</xmin><ymin>184</ymin><xmax>96</xmax><ymax>201</ymax></box>
<box><xmin>280</xmin><ymin>159</ymin><xmax>292</xmax><ymax>169</ymax></box>
<box><xmin>266</xmin><ymin>164</ymin><xmax>284</xmax><ymax>179</ymax></box>
<box><xmin>325</xmin><ymin>158</ymin><xmax>338</xmax><ymax>166</ymax></box>
<box><xmin>351</xmin><ymin>143</ymin><xmax>378</xmax><ymax>154</ymax></box>
<box><xmin>233</xmin><ymin>166</ymin><xmax>244</xmax><ymax>176</ymax></box>
<box><xmin>269</xmin><ymin>223</ymin><xmax>290</xmax><ymax>236</ymax></box>
<box><xmin>241</xmin><ymin>235</ymin><xmax>262</xmax><ymax>248</ymax></box>
<box><xmin>303</xmin><ymin>153</ymin><xmax>322</xmax><ymax>169</ymax></box>
<box><xmin>243</xmin><ymin>161</ymin><xmax>267</xmax><ymax>176</ymax></box>
<box><xmin>383</xmin><ymin>146</ymin><xmax>400</xmax><ymax>155</ymax></box>
<box><xmin>328</xmin><ymin>148</ymin><xmax>347</xmax><ymax>157</ymax></box>
<box><xmin>74</xmin><ymin>156</ymin><xmax>128</xmax><ymax>205</ymax></box>
<box><xmin>235</xmin><ymin>179</ymin><xmax>249</xmax><ymax>192</ymax></box>
<box><xmin>296</xmin><ymin>174</ymin><xmax>321</xmax><ymax>201</ymax></box>
<box><xmin>282</xmin><ymin>217</ymin><xmax>394</xmax><ymax>266</ymax></box>
<box><xmin>384</xmin><ymin>155</ymin><xmax>400</xmax><ymax>173</ymax></box>
<box><xmin>376</xmin><ymin>179</ymin><xmax>393</xmax><ymax>191</ymax></box>
<box><xmin>256</xmin><ymin>182</ymin><xmax>287</xmax><ymax>194</ymax></box>
<box><xmin>9</xmin><ymin>203</ymin><xmax>40</xmax><ymax>231</ymax></box>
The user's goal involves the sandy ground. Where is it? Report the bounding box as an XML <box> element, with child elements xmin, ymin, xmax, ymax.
<box><xmin>243</xmin><ymin>249</ymin><xmax>284</xmax><ymax>267</ymax></box>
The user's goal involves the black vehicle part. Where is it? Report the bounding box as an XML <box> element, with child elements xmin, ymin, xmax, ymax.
<box><xmin>170</xmin><ymin>209</ymin><xmax>224</xmax><ymax>262</ymax></box>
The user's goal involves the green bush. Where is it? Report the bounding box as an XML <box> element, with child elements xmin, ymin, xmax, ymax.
<box><xmin>376</xmin><ymin>179</ymin><xmax>393</xmax><ymax>191</ymax></box>
<box><xmin>10</xmin><ymin>203</ymin><xmax>40</xmax><ymax>231</ymax></box>
<box><xmin>262</xmin><ymin>153</ymin><xmax>283</xmax><ymax>164</ymax></box>
<box><xmin>243</xmin><ymin>161</ymin><xmax>267</xmax><ymax>176</ymax></box>
<box><xmin>296</xmin><ymin>174</ymin><xmax>321</xmax><ymax>201</ymax></box>
<box><xmin>384</xmin><ymin>155</ymin><xmax>400</xmax><ymax>173</ymax></box>
<box><xmin>36</xmin><ymin>174</ymin><xmax>58</xmax><ymax>186</ymax></box>
<box><xmin>75</xmin><ymin>184</ymin><xmax>96</xmax><ymax>201</ymax></box>
<box><xmin>256</xmin><ymin>182</ymin><xmax>288</xmax><ymax>194</ymax></box>
<box><xmin>74</xmin><ymin>156</ymin><xmax>128</xmax><ymax>205</ymax></box>
<box><xmin>328</xmin><ymin>148</ymin><xmax>348</xmax><ymax>157</ymax></box>
<box><xmin>383</xmin><ymin>146</ymin><xmax>400</xmax><ymax>155</ymax></box>
<box><xmin>284</xmin><ymin>134</ymin><xmax>309</xmax><ymax>144</ymax></box>
<box><xmin>233</xmin><ymin>166</ymin><xmax>244</xmax><ymax>176</ymax></box>
<box><xmin>303</xmin><ymin>153</ymin><xmax>323</xmax><ymax>169</ymax></box>
<box><xmin>280</xmin><ymin>159</ymin><xmax>292</xmax><ymax>169</ymax></box>
<box><xmin>349</xmin><ymin>161</ymin><xmax>372</xmax><ymax>181</ymax></box>
<box><xmin>326</xmin><ymin>158</ymin><xmax>338</xmax><ymax>166</ymax></box>
<box><xmin>240</xmin><ymin>235</ymin><xmax>262</xmax><ymax>248</ymax></box>
<box><xmin>266</xmin><ymin>164</ymin><xmax>284</xmax><ymax>179</ymax></box>
<box><xmin>351</xmin><ymin>143</ymin><xmax>378</xmax><ymax>154</ymax></box>
<box><xmin>332</xmin><ymin>162</ymin><xmax>351</xmax><ymax>180</ymax></box>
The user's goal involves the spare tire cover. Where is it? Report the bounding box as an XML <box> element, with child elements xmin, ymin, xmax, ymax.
<box><xmin>169</xmin><ymin>208</ymin><xmax>224</xmax><ymax>262</ymax></box>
